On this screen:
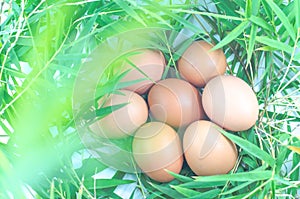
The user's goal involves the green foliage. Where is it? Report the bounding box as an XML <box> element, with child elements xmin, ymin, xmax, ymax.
<box><xmin>0</xmin><ymin>0</ymin><xmax>299</xmax><ymax>198</ymax></box>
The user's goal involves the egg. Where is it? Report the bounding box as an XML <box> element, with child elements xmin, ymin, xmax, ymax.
<box><xmin>89</xmin><ymin>90</ymin><xmax>148</xmax><ymax>138</ymax></box>
<box><xmin>132</xmin><ymin>122</ymin><xmax>183</xmax><ymax>182</ymax></box>
<box><xmin>183</xmin><ymin>120</ymin><xmax>238</xmax><ymax>176</ymax></box>
<box><xmin>202</xmin><ymin>75</ymin><xmax>259</xmax><ymax>131</ymax></box>
<box><xmin>119</xmin><ymin>49</ymin><xmax>165</xmax><ymax>94</ymax></box>
<box><xmin>148</xmin><ymin>78</ymin><xmax>205</xmax><ymax>128</ymax></box>
<box><xmin>178</xmin><ymin>41</ymin><xmax>227</xmax><ymax>88</ymax></box>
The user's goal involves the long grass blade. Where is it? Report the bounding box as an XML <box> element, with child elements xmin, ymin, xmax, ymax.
<box><xmin>217</xmin><ymin>127</ymin><xmax>275</xmax><ymax>166</ymax></box>
<box><xmin>265</xmin><ymin>0</ymin><xmax>296</xmax><ymax>41</ymax></box>
<box><xmin>212</xmin><ymin>20</ymin><xmax>249</xmax><ymax>50</ymax></box>
<box><xmin>255</xmin><ymin>36</ymin><xmax>294</xmax><ymax>54</ymax></box>
<box><xmin>194</xmin><ymin>170</ymin><xmax>272</xmax><ymax>182</ymax></box>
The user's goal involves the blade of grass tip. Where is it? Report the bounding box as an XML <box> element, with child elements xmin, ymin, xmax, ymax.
<box><xmin>216</xmin><ymin>127</ymin><xmax>275</xmax><ymax>166</ymax></box>
<box><xmin>211</xmin><ymin>20</ymin><xmax>249</xmax><ymax>51</ymax></box>
<box><xmin>114</xmin><ymin>0</ymin><xmax>146</xmax><ymax>27</ymax></box>
<box><xmin>125</xmin><ymin>58</ymin><xmax>156</xmax><ymax>83</ymax></box>
<box><xmin>265</xmin><ymin>0</ymin><xmax>296</xmax><ymax>42</ymax></box>
<box><xmin>247</xmin><ymin>24</ymin><xmax>258</xmax><ymax>65</ymax></box>
<box><xmin>166</xmin><ymin>170</ymin><xmax>193</xmax><ymax>182</ymax></box>
<box><xmin>255</xmin><ymin>36</ymin><xmax>294</xmax><ymax>54</ymax></box>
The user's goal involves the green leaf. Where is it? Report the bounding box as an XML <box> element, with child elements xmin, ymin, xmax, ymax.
<box><xmin>247</xmin><ymin>24</ymin><xmax>258</xmax><ymax>65</ymax></box>
<box><xmin>249</xmin><ymin>15</ymin><xmax>273</xmax><ymax>32</ymax></box>
<box><xmin>167</xmin><ymin>170</ymin><xmax>193</xmax><ymax>183</ymax></box>
<box><xmin>149</xmin><ymin>182</ymin><xmax>185</xmax><ymax>198</ymax></box>
<box><xmin>252</xmin><ymin>0</ymin><xmax>261</xmax><ymax>16</ymax></box>
<box><xmin>84</xmin><ymin>179</ymin><xmax>134</xmax><ymax>189</ymax></box>
<box><xmin>245</xmin><ymin>0</ymin><xmax>252</xmax><ymax>18</ymax></box>
<box><xmin>220</xmin><ymin>181</ymin><xmax>253</xmax><ymax>195</ymax></box>
<box><xmin>171</xmin><ymin>186</ymin><xmax>199</xmax><ymax>197</ymax></box>
<box><xmin>194</xmin><ymin>170</ymin><xmax>273</xmax><ymax>182</ymax></box>
<box><xmin>187</xmin><ymin>189</ymin><xmax>221</xmax><ymax>199</ymax></box>
<box><xmin>212</xmin><ymin>20</ymin><xmax>249</xmax><ymax>50</ymax></box>
<box><xmin>95</xmin><ymin>103</ymin><xmax>128</xmax><ymax>118</ymax></box>
<box><xmin>255</xmin><ymin>36</ymin><xmax>294</xmax><ymax>54</ymax></box>
<box><xmin>180</xmin><ymin>180</ymin><xmax>226</xmax><ymax>189</ymax></box>
<box><xmin>114</xmin><ymin>0</ymin><xmax>146</xmax><ymax>27</ymax></box>
<box><xmin>295</xmin><ymin>0</ymin><xmax>300</xmax><ymax>28</ymax></box>
<box><xmin>217</xmin><ymin>127</ymin><xmax>275</xmax><ymax>166</ymax></box>
<box><xmin>265</xmin><ymin>0</ymin><xmax>296</xmax><ymax>41</ymax></box>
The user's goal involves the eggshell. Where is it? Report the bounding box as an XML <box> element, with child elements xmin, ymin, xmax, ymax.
<box><xmin>89</xmin><ymin>90</ymin><xmax>148</xmax><ymax>138</ymax></box>
<box><xmin>148</xmin><ymin>78</ymin><xmax>205</xmax><ymax>128</ymax></box>
<box><xmin>178</xmin><ymin>41</ymin><xmax>227</xmax><ymax>87</ymax></box>
<box><xmin>132</xmin><ymin>122</ymin><xmax>183</xmax><ymax>182</ymax></box>
<box><xmin>202</xmin><ymin>75</ymin><xmax>259</xmax><ymax>131</ymax></box>
<box><xmin>183</xmin><ymin>120</ymin><xmax>238</xmax><ymax>176</ymax></box>
<box><xmin>120</xmin><ymin>49</ymin><xmax>165</xmax><ymax>94</ymax></box>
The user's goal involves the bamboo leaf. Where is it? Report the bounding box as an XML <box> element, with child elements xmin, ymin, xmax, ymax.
<box><xmin>84</xmin><ymin>179</ymin><xmax>134</xmax><ymax>189</ymax></box>
<box><xmin>247</xmin><ymin>24</ymin><xmax>258</xmax><ymax>64</ymax></box>
<box><xmin>166</xmin><ymin>170</ymin><xmax>193</xmax><ymax>182</ymax></box>
<box><xmin>212</xmin><ymin>20</ymin><xmax>249</xmax><ymax>50</ymax></box>
<box><xmin>220</xmin><ymin>181</ymin><xmax>253</xmax><ymax>195</ymax></box>
<box><xmin>149</xmin><ymin>182</ymin><xmax>185</xmax><ymax>198</ymax></box>
<box><xmin>187</xmin><ymin>189</ymin><xmax>221</xmax><ymax>199</ymax></box>
<box><xmin>287</xmin><ymin>146</ymin><xmax>300</xmax><ymax>154</ymax></box>
<box><xmin>295</xmin><ymin>0</ymin><xmax>300</xmax><ymax>28</ymax></box>
<box><xmin>194</xmin><ymin>170</ymin><xmax>273</xmax><ymax>182</ymax></box>
<box><xmin>265</xmin><ymin>0</ymin><xmax>296</xmax><ymax>41</ymax></box>
<box><xmin>171</xmin><ymin>186</ymin><xmax>199</xmax><ymax>197</ymax></box>
<box><xmin>252</xmin><ymin>0</ymin><xmax>261</xmax><ymax>16</ymax></box>
<box><xmin>217</xmin><ymin>127</ymin><xmax>275</xmax><ymax>166</ymax></box>
<box><xmin>255</xmin><ymin>36</ymin><xmax>294</xmax><ymax>54</ymax></box>
<box><xmin>245</xmin><ymin>0</ymin><xmax>252</xmax><ymax>18</ymax></box>
<box><xmin>249</xmin><ymin>15</ymin><xmax>273</xmax><ymax>32</ymax></box>
<box><xmin>114</xmin><ymin>0</ymin><xmax>146</xmax><ymax>26</ymax></box>
<box><xmin>179</xmin><ymin>180</ymin><xmax>226</xmax><ymax>189</ymax></box>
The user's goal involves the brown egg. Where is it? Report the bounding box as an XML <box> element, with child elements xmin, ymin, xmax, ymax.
<box><xmin>183</xmin><ymin>120</ymin><xmax>238</xmax><ymax>176</ymax></box>
<box><xmin>120</xmin><ymin>49</ymin><xmax>165</xmax><ymax>94</ymax></box>
<box><xmin>178</xmin><ymin>40</ymin><xmax>227</xmax><ymax>88</ymax></box>
<box><xmin>132</xmin><ymin>122</ymin><xmax>183</xmax><ymax>182</ymax></box>
<box><xmin>89</xmin><ymin>90</ymin><xmax>148</xmax><ymax>138</ymax></box>
<box><xmin>202</xmin><ymin>75</ymin><xmax>259</xmax><ymax>131</ymax></box>
<box><xmin>148</xmin><ymin>78</ymin><xmax>205</xmax><ymax>128</ymax></box>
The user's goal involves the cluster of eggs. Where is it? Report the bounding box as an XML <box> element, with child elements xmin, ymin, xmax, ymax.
<box><xmin>89</xmin><ymin>41</ymin><xmax>259</xmax><ymax>182</ymax></box>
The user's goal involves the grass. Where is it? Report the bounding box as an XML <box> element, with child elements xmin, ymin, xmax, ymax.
<box><xmin>0</xmin><ymin>0</ymin><xmax>299</xmax><ymax>198</ymax></box>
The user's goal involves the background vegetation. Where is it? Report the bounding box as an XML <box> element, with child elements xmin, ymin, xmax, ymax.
<box><xmin>0</xmin><ymin>0</ymin><xmax>299</xmax><ymax>198</ymax></box>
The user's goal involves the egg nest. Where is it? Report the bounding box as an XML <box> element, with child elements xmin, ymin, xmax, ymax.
<box><xmin>84</xmin><ymin>41</ymin><xmax>260</xmax><ymax>183</ymax></box>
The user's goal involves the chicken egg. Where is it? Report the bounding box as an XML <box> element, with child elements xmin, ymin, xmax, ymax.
<box><xmin>148</xmin><ymin>78</ymin><xmax>205</xmax><ymax>128</ymax></box>
<box><xmin>202</xmin><ymin>75</ymin><xmax>259</xmax><ymax>131</ymax></box>
<box><xmin>183</xmin><ymin>120</ymin><xmax>238</xmax><ymax>176</ymax></box>
<box><xmin>120</xmin><ymin>49</ymin><xmax>165</xmax><ymax>94</ymax></box>
<box><xmin>89</xmin><ymin>90</ymin><xmax>148</xmax><ymax>138</ymax></box>
<box><xmin>132</xmin><ymin>122</ymin><xmax>183</xmax><ymax>182</ymax></box>
<box><xmin>178</xmin><ymin>41</ymin><xmax>227</xmax><ymax>87</ymax></box>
